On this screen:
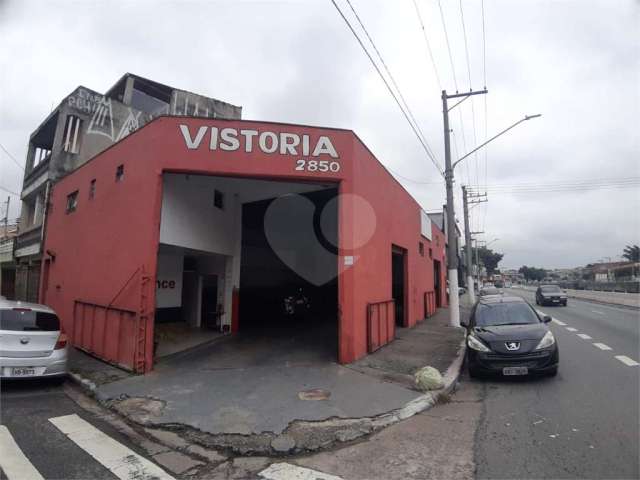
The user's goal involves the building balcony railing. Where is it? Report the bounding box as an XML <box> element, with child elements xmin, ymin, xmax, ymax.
<box><xmin>15</xmin><ymin>226</ymin><xmax>42</xmax><ymax>251</ymax></box>
<box><xmin>23</xmin><ymin>153</ymin><xmax>51</xmax><ymax>186</ymax></box>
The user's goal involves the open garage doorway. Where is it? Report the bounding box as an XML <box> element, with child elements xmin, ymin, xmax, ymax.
<box><xmin>239</xmin><ymin>187</ymin><xmax>339</xmax><ymax>362</ymax></box>
<box><xmin>155</xmin><ymin>173</ymin><xmax>339</xmax><ymax>363</ymax></box>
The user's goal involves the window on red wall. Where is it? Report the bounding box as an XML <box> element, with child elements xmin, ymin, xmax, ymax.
<box><xmin>419</xmin><ymin>242</ymin><xmax>424</xmax><ymax>256</ymax></box>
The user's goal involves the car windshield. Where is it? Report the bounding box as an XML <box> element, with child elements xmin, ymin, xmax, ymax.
<box><xmin>480</xmin><ymin>287</ymin><xmax>500</xmax><ymax>296</ymax></box>
<box><xmin>475</xmin><ymin>302</ymin><xmax>540</xmax><ymax>327</ymax></box>
<box><xmin>0</xmin><ymin>309</ymin><xmax>60</xmax><ymax>332</ymax></box>
<box><xmin>541</xmin><ymin>286</ymin><xmax>561</xmax><ymax>293</ymax></box>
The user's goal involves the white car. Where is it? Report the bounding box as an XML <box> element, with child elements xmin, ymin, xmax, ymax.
<box><xmin>0</xmin><ymin>299</ymin><xmax>68</xmax><ymax>379</ymax></box>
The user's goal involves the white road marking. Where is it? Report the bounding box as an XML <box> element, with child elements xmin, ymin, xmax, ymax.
<box><xmin>0</xmin><ymin>425</ymin><xmax>45</xmax><ymax>480</ymax></box>
<box><xmin>577</xmin><ymin>334</ymin><xmax>592</xmax><ymax>340</ymax></box>
<box><xmin>591</xmin><ymin>309</ymin><xmax>605</xmax><ymax>315</ymax></box>
<box><xmin>259</xmin><ymin>462</ymin><xmax>344</xmax><ymax>480</ymax></box>
<box><xmin>615</xmin><ymin>355</ymin><xmax>640</xmax><ymax>366</ymax></box>
<box><xmin>566</xmin><ymin>327</ymin><xmax>578</xmax><ymax>332</ymax></box>
<box><xmin>49</xmin><ymin>414</ymin><xmax>175</xmax><ymax>480</ymax></box>
<box><xmin>552</xmin><ymin>318</ymin><xmax>567</xmax><ymax>326</ymax></box>
<box><xmin>593</xmin><ymin>343</ymin><xmax>612</xmax><ymax>351</ymax></box>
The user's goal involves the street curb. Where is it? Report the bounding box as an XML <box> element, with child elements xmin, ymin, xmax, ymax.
<box><xmin>564</xmin><ymin>294</ymin><xmax>640</xmax><ymax>311</ymax></box>
<box><xmin>98</xmin><ymin>334</ymin><xmax>469</xmax><ymax>456</ymax></box>
<box><xmin>67</xmin><ymin>371</ymin><xmax>111</xmax><ymax>404</ymax></box>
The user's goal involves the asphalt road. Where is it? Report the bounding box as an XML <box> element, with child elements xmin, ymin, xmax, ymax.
<box><xmin>474</xmin><ymin>289</ymin><xmax>640</xmax><ymax>480</ymax></box>
<box><xmin>0</xmin><ymin>378</ymin><xmax>172</xmax><ymax>480</ymax></box>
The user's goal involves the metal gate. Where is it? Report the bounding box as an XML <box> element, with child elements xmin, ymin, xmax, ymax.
<box><xmin>367</xmin><ymin>299</ymin><xmax>395</xmax><ymax>353</ymax></box>
<box><xmin>71</xmin><ymin>266</ymin><xmax>151</xmax><ymax>373</ymax></box>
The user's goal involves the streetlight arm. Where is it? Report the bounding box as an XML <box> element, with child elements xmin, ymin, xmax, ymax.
<box><xmin>452</xmin><ymin>114</ymin><xmax>542</xmax><ymax>171</ymax></box>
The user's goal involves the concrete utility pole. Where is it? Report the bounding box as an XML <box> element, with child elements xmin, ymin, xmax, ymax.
<box><xmin>442</xmin><ymin>89</ymin><xmax>487</xmax><ymax>327</ymax></box>
<box><xmin>2</xmin><ymin>196</ymin><xmax>9</xmax><ymax>238</ymax></box>
<box><xmin>462</xmin><ymin>189</ymin><xmax>488</xmax><ymax>303</ymax></box>
<box><xmin>462</xmin><ymin>187</ymin><xmax>473</xmax><ymax>303</ymax></box>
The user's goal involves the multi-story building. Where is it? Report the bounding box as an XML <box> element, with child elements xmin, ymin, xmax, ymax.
<box><xmin>11</xmin><ymin>73</ymin><xmax>242</xmax><ymax>302</ymax></box>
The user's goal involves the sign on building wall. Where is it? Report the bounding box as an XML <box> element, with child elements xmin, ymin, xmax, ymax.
<box><xmin>420</xmin><ymin>210</ymin><xmax>432</xmax><ymax>240</ymax></box>
<box><xmin>156</xmin><ymin>253</ymin><xmax>184</xmax><ymax>308</ymax></box>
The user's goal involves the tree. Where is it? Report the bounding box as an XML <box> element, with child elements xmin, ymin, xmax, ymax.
<box><xmin>519</xmin><ymin>265</ymin><xmax>547</xmax><ymax>282</ymax></box>
<box><xmin>622</xmin><ymin>244</ymin><xmax>640</xmax><ymax>262</ymax></box>
<box><xmin>472</xmin><ymin>246</ymin><xmax>504</xmax><ymax>275</ymax></box>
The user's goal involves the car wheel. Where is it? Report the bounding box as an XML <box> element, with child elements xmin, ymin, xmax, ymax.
<box><xmin>548</xmin><ymin>367</ymin><xmax>558</xmax><ymax>377</ymax></box>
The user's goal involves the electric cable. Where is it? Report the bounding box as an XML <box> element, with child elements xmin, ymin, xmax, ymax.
<box><xmin>0</xmin><ymin>142</ymin><xmax>25</xmax><ymax>172</ymax></box>
<box><xmin>330</xmin><ymin>0</ymin><xmax>444</xmax><ymax>176</ymax></box>
<box><xmin>412</xmin><ymin>0</ymin><xmax>442</xmax><ymax>91</ymax></box>
<box><xmin>344</xmin><ymin>0</ymin><xmax>441</xmax><ymax>169</ymax></box>
<box><xmin>438</xmin><ymin>0</ymin><xmax>458</xmax><ymax>92</ymax></box>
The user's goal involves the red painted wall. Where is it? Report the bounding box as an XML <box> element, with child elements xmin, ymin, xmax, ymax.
<box><xmin>42</xmin><ymin>117</ymin><xmax>447</xmax><ymax>371</ymax></box>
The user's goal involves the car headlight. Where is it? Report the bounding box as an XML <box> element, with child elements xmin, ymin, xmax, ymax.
<box><xmin>535</xmin><ymin>330</ymin><xmax>555</xmax><ymax>350</ymax></box>
<box><xmin>467</xmin><ymin>334</ymin><xmax>491</xmax><ymax>352</ymax></box>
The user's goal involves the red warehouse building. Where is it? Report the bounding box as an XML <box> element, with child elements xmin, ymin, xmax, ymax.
<box><xmin>40</xmin><ymin>116</ymin><xmax>447</xmax><ymax>373</ymax></box>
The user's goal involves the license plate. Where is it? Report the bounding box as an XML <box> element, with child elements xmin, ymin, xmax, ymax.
<box><xmin>11</xmin><ymin>367</ymin><xmax>37</xmax><ymax>377</ymax></box>
<box><xmin>503</xmin><ymin>366</ymin><xmax>528</xmax><ymax>376</ymax></box>
<box><xmin>553</xmin><ymin>299</ymin><xmax>559</xmax><ymax>303</ymax></box>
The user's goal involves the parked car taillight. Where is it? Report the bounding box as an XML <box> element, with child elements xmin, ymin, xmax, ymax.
<box><xmin>54</xmin><ymin>333</ymin><xmax>68</xmax><ymax>350</ymax></box>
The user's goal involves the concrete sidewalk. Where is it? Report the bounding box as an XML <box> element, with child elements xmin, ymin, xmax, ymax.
<box><xmin>69</xmin><ymin>304</ymin><xmax>467</xmax><ymax>456</ymax></box>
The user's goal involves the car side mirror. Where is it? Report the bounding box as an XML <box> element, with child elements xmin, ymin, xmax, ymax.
<box><xmin>543</xmin><ymin>315</ymin><xmax>552</xmax><ymax>323</ymax></box>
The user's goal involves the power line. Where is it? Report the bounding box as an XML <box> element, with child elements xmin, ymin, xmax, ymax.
<box><xmin>470</xmin><ymin>177</ymin><xmax>640</xmax><ymax>188</ymax></box>
<box><xmin>330</xmin><ymin>0</ymin><xmax>444</xmax><ymax>176</ymax></box>
<box><xmin>481</xmin><ymin>0</ymin><xmax>489</xmax><ymax>231</ymax></box>
<box><xmin>343</xmin><ymin>0</ymin><xmax>440</xmax><ymax>167</ymax></box>
<box><xmin>386</xmin><ymin>165</ymin><xmax>444</xmax><ymax>185</ymax></box>
<box><xmin>481</xmin><ymin>0</ymin><xmax>487</xmax><ymax>89</ymax></box>
<box><xmin>412</xmin><ymin>0</ymin><xmax>442</xmax><ymax>91</ymax></box>
<box><xmin>468</xmin><ymin>179</ymin><xmax>640</xmax><ymax>194</ymax></box>
<box><xmin>0</xmin><ymin>142</ymin><xmax>25</xmax><ymax>172</ymax></box>
<box><xmin>471</xmin><ymin>184</ymin><xmax>640</xmax><ymax>195</ymax></box>
<box><xmin>438</xmin><ymin>0</ymin><xmax>458</xmax><ymax>92</ymax></box>
<box><xmin>459</xmin><ymin>0</ymin><xmax>473</xmax><ymax>89</ymax></box>
<box><xmin>0</xmin><ymin>184</ymin><xmax>20</xmax><ymax>197</ymax></box>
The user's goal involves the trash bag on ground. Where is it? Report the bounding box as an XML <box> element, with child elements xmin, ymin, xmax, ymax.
<box><xmin>414</xmin><ymin>366</ymin><xmax>444</xmax><ymax>391</ymax></box>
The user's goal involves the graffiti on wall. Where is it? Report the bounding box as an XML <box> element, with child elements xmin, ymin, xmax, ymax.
<box><xmin>67</xmin><ymin>88</ymin><xmax>143</xmax><ymax>143</ymax></box>
<box><xmin>87</xmin><ymin>98</ymin><xmax>115</xmax><ymax>140</ymax></box>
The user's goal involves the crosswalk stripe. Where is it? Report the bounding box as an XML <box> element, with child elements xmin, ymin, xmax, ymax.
<box><xmin>0</xmin><ymin>425</ymin><xmax>45</xmax><ymax>480</ymax></box>
<box><xmin>615</xmin><ymin>355</ymin><xmax>640</xmax><ymax>366</ymax></box>
<box><xmin>577</xmin><ymin>334</ymin><xmax>592</xmax><ymax>340</ymax></box>
<box><xmin>551</xmin><ymin>318</ymin><xmax>567</xmax><ymax>326</ymax></box>
<box><xmin>259</xmin><ymin>463</ymin><xmax>345</xmax><ymax>480</ymax></box>
<box><xmin>49</xmin><ymin>414</ymin><xmax>175</xmax><ymax>480</ymax></box>
<box><xmin>593</xmin><ymin>343</ymin><xmax>612</xmax><ymax>351</ymax></box>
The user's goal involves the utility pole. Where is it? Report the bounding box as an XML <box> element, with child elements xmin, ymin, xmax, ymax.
<box><xmin>442</xmin><ymin>89</ymin><xmax>487</xmax><ymax>327</ymax></box>
<box><xmin>471</xmin><ymin>231</ymin><xmax>484</xmax><ymax>290</ymax></box>
<box><xmin>442</xmin><ymin>90</ymin><xmax>540</xmax><ymax>327</ymax></box>
<box><xmin>462</xmin><ymin>186</ymin><xmax>474</xmax><ymax>303</ymax></box>
<box><xmin>462</xmin><ymin>189</ymin><xmax>488</xmax><ymax>303</ymax></box>
<box><xmin>2</xmin><ymin>196</ymin><xmax>9</xmax><ymax>239</ymax></box>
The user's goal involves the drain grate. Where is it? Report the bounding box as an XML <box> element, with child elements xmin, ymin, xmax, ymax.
<box><xmin>298</xmin><ymin>388</ymin><xmax>331</xmax><ymax>401</ymax></box>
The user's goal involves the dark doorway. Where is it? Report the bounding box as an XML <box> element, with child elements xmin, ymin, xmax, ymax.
<box><xmin>201</xmin><ymin>275</ymin><xmax>218</xmax><ymax>330</ymax></box>
<box><xmin>238</xmin><ymin>187</ymin><xmax>339</xmax><ymax>361</ymax></box>
<box><xmin>392</xmin><ymin>246</ymin><xmax>407</xmax><ymax>327</ymax></box>
<box><xmin>434</xmin><ymin>259</ymin><xmax>442</xmax><ymax>307</ymax></box>
<box><xmin>0</xmin><ymin>267</ymin><xmax>15</xmax><ymax>300</ymax></box>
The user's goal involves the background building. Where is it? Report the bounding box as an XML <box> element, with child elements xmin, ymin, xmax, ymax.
<box><xmin>10</xmin><ymin>74</ymin><xmax>241</xmax><ymax>302</ymax></box>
